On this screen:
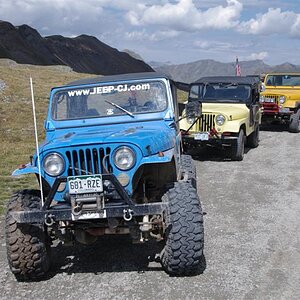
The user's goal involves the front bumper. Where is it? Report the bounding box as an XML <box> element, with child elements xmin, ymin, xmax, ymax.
<box><xmin>262</xmin><ymin>103</ymin><xmax>294</xmax><ymax>116</ymax></box>
<box><xmin>182</xmin><ymin>134</ymin><xmax>238</xmax><ymax>148</ymax></box>
<box><xmin>10</xmin><ymin>174</ymin><xmax>167</xmax><ymax>224</ymax></box>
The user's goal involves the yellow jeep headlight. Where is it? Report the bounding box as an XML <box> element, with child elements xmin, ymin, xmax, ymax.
<box><xmin>279</xmin><ymin>95</ymin><xmax>286</xmax><ymax>104</ymax></box>
<box><xmin>216</xmin><ymin>114</ymin><xmax>225</xmax><ymax>126</ymax></box>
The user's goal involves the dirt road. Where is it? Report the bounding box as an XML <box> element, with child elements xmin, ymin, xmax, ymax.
<box><xmin>0</xmin><ymin>128</ymin><xmax>299</xmax><ymax>300</ymax></box>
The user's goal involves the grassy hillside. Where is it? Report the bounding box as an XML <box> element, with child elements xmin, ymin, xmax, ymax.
<box><xmin>0</xmin><ymin>59</ymin><xmax>92</xmax><ymax>214</ymax></box>
<box><xmin>0</xmin><ymin>59</ymin><xmax>187</xmax><ymax>214</ymax></box>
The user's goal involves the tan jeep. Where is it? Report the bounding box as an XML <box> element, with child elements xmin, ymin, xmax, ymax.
<box><xmin>260</xmin><ymin>73</ymin><xmax>300</xmax><ymax>132</ymax></box>
<box><xmin>180</xmin><ymin>76</ymin><xmax>261</xmax><ymax>161</ymax></box>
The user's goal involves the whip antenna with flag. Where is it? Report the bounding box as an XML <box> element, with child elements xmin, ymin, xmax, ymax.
<box><xmin>235</xmin><ymin>57</ymin><xmax>241</xmax><ymax>76</ymax></box>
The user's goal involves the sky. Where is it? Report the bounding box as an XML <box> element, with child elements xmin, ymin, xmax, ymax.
<box><xmin>0</xmin><ymin>0</ymin><xmax>300</xmax><ymax>65</ymax></box>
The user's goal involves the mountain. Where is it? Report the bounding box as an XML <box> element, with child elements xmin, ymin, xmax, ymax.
<box><xmin>148</xmin><ymin>61</ymin><xmax>173</xmax><ymax>69</ymax></box>
<box><xmin>122</xmin><ymin>49</ymin><xmax>143</xmax><ymax>61</ymax></box>
<box><xmin>155</xmin><ymin>59</ymin><xmax>300</xmax><ymax>83</ymax></box>
<box><xmin>0</xmin><ymin>20</ymin><xmax>153</xmax><ymax>75</ymax></box>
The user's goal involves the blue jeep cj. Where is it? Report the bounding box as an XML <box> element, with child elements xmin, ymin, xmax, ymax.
<box><xmin>6</xmin><ymin>72</ymin><xmax>204</xmax><ymax>280</ymax></box>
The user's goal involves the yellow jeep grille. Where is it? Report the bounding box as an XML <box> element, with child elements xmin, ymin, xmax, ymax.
<box><xmin>196</xmin><ymin>114</ymin><xmax>216</xmax><ymax>131</ymax></box>
<box><xmin>262</xmin><ymin>94</ymin><xmax>279</xmax><ymax>104</ymax></box>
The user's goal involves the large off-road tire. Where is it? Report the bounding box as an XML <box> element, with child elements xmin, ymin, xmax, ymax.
<box><xmin>161</xmin><ymin>182</ymin><xmax>204</xmax><ymax>275</ymax></box>
<box><xmin>231</xmin><ymin>129</ymin><xmax>245</xmax><ymax>161</ymax></box>
<box><xmin>289</xmin><ymin>109</ymin><xmax>300</xmax><ymax>133</ymax></box>
<box><xmin>180</xmin><ymin>154</ymin><xmax>197</xmax><ymax>188</ymax></box>
<box><xmin>6</xmin><ymin>190</ymin><xmax>50</xmax><ymax>281</ymax></box>
<box><xmin>247</xmin><ymin>125</ymin><xmax>260</xmax><ymax>148</ymax></box>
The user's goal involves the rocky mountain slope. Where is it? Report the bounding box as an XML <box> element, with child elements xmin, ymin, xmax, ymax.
<box><xmin>0</xmin><ymin>20</ymin><xmax>153</xmax><ymax>75</ymax></box>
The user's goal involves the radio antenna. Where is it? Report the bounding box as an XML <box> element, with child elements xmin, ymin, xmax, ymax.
<box><xmin>30</xmin><ymin>77</ymin><xmax>44</xmax><ymax>206</ymax></box>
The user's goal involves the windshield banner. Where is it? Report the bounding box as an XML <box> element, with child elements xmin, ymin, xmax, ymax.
<box><xmin>67</xmin><ymin>83</ymin><xmax>151</xmax><ymax>97</ymax></box>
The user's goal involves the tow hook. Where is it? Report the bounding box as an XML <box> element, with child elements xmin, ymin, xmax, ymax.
<box><xmin>45</xmin><ymin>214</ymin><xmax>55</xmax><ymax>226</ymax></box>
<box><xmin>123</xmin><ymin>208</ymin><xmax>133</xmax><ymax>221</ymax></box>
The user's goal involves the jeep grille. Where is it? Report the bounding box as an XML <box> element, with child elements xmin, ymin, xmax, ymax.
<box><xmin>196</xmin><ymin>114</ymin><xmax>216</xmax><ymax>132</ymax></box>
<box><xmin>262</xmin><ymin>94</ymin><xmax>279</xmax><ymax>104</ymax></box>
<box><xmin>66</xmin><ymin>147</ymin><xmax>112</xmax><ymax>176</ymax></box>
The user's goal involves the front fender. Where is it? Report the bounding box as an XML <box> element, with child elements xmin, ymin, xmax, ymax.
<box><xmin>12</xmin><ymin>163</ymin><xmax>39</xmax><ymax>176</ymax></box>
<box><xmin>222</xmin><ymin>118</ymin><xmax>248</xmax><ymax>134</ymax></box>
<box><xmin>140</xmin><ymin>148</ymin><xmax>175</xmax><ymax>165</ymax></box>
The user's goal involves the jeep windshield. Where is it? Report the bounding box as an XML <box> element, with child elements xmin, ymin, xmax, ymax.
<box><xmin>52</xmin><ymin>81</ymin><xmax>167</xmax><ymax>120</ymax></box>
<box><xmin>189</xmin><ymin>83</ymin><xmax>251</xmax><ymax>103</ymax></box>
<box><xmin>265</xmin><ymin>74</ymin><xmax>300</xmax><ymax>86</ymax></box>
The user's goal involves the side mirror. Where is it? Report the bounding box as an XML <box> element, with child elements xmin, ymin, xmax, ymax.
<box><xmin>260</xmin><ymin>83</ymin><xmax>266</xmax><ymax>92</ymax></box>
<box><xmin>185</xmin><ymin>101</ymin><xmax>202</xmax><ymax>119</ymax></box>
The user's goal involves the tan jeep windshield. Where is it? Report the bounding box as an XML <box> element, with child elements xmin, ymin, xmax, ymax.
<box><xmin>265</xmin><ymin>75</ymin><xmax>300</xmax><ymax>86</ymax></box>
<box><xmin>191</xmin><ymin>83</ymin><xmax>251</xmax><ymax>103</ymax></box>
<box><xmin>52</xmin><ymin>81</ymin><xmax>167</xmax><ymax>120</ymax></box>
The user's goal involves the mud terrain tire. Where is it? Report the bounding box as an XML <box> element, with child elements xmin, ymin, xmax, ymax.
<box><xmin>6</xmin><ymin>190</ymin><xmax>50</xmax><ymax>281</ymax></box>
<box><xmin>289</xmin><ymin>109</ymin><xmax>300</xmax><ymax>133</ymax></box>
<box><xmin>247</xmin><ymin>125</ymin><xmax>260</xmax><ymax>148</ymax></box>
<box><xmin>161</xmin><ymin>182</ymin><xmax>204</xmax><ymax>275</ymax></box>
<box><xmin>231</xmin><ymin>129</ymin><xmax>245</xmax><ymax>161</ymax></box>
<box><xmin>181</xmin><ymin>155</ymin><xmax>197</xmax><ymax>188</ymax></box>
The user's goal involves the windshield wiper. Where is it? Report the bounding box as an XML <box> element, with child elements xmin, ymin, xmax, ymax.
<box><xmin>105</xmin><ymin>100</ymin><xmax>134</xmax><ymax>118</ymax></box>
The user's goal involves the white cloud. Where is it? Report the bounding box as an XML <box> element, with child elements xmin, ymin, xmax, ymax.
<box><xmin>125</xmin><ymin>29</ymin><xmax>180</xmax><ymax>41</ymax></box>
<box><xmin>245</xmin><ymin>51</ymin><xmax>268</xmax><ymax>60</ymax></box>
<box><xmin>194</xmin><ymin>40</ymin><xmax>232</xmax><ymax>50</ymax></box>
<box><xmin>126</xmin><ymin>0</ymin><xmax>243</xmax><ymax>31</ymax></box>
<box><xmin>0</xmin><ymin>0</ymin><xmax>106</xmax><ymax>36</ymax></box>
<box><xmin>239</xmin><ymin>8</ymin><xmax>300</xmax><ymax>38</ymax></box>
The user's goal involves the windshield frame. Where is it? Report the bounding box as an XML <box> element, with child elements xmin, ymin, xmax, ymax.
<box><xmin>51</xmin><ymin>79</ymin><xmax>169</xmax><ymax>122</ymax></box>
<box><xmin>189</xmin><ymin>83</ymin><xmax>252</xmax><ymax>104</ymax></box>
<box><xmin>265</xmin><ymin>74</ymin><xmax>300</xmax><ymax>87</ymax></box>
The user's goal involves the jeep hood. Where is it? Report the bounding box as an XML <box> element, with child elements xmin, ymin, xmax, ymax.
<box><xmin>263</xmin><ymin>87</ymin><xmax>300</xmax><ymax>98</ymax></box>
<box><xmin>202</xmin><ymin>103</ymin><xmax>249</xmax><ymax>120</ymax></box>
<box><xmin>42</xmin><ymin>124</ymin><xmax>175</xmax><ymax>156</ymax></box>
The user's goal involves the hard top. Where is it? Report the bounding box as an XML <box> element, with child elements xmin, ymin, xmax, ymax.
<box><xmin>194</xmin><ymin>76</ymin><xmax>259</xmax><ymax>86</ymax></box>
<box><xmin>64</xmin><ymin>72</ymin><xmax>172</xmax><ymax>88</ymax></box>
<box><xmin>265</xmin><ymin>72</ymin><xmax>300</xmax><ymax>75</ymax></box>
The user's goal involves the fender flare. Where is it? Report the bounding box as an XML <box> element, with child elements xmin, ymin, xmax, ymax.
<box><xmin>12</xmin><ymin>163</ymin><xmax>39</xmax><ymax>177</ymax></box>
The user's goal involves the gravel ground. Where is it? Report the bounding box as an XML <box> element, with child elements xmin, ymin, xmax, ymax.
<box><xmin>0</xmin><ymin>128</ymin><xmax>299</xmax><ymax>300</ymax></box>
<box><xmin>0</xmin><ymin>79</ymin><xmax>6</xmax><ymax>92</ymax></box>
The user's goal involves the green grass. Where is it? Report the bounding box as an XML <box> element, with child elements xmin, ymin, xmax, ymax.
<box><xmin>0</xmin><ymin>60</ymin><xmax>92</xmax><ymax>214</ymax></box>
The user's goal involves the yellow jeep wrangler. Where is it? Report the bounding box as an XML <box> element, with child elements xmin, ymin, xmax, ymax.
<box><xmin>260</xmin><ymin>73</ymin><xmax>300</xmax><ymax>132</ymax></box>
<box><xmin>180</xmin><ymin>76</ymin><xmax>261</xmax><ymax>161</ymax></box>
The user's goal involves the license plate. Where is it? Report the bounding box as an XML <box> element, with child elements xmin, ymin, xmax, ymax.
<box><xmin>265</xmin><ymin>97</ymin><xmax>275</xmax><ymax>103</ymax></box>
<box><xmin>194</xmin><ymin>132</ymin><xmax>209</xmax><ymax>141</ymax></box>
<box><xmin>67</xmin><ymin>175</ymin><xmax>103</xmax><ymax>194</ymax></box>
<box><xmin>279</xmin><ymin>107</ymin><xmax>290</xmax><ymax>113</ymax></box>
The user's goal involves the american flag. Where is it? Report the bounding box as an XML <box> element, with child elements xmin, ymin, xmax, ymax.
<box><xmin>235</xmin><ymin>57</ymin><xmax>241</xmax><ymax>76</ymax></box>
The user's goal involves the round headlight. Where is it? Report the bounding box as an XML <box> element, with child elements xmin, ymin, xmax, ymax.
<box><xmin>43</xmin><ymin>153</ymin><xmax>65</xmax><ymax>176</ymax></box>
<box><xmin>113</xmin><ymin>147</ymin><xmax>135</xmax><ymax>170</ymax></box>
<box><xmin>279</xmin><ymin>95</ymin><xmax>286</xmax><ymax>104</ymax></box>
<box><xmin>259</xmin><ymin>95</ymin><xmax>265</xmax><ymax>103</ymax></box>
<box><xmin>216</xmin><ymin>114</ymin><xmax>225</xmax><ymax>126</ymax></box>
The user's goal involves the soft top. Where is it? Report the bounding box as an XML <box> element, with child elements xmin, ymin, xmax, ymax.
<box><xmin>194</xmin><ymin>76</ymin><xmax>259</xmax><ymax>85</ymax></box>
<box><xmin>64</xmin><ymin>72</ymin><xmax>172</xmax><ymax>87</ymax></box>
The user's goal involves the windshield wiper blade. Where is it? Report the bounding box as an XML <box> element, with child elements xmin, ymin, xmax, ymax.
<box><xmin>105</xmin><ymin>100</ymin><xmax>134</xmax><ymax>118</ymax></box>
